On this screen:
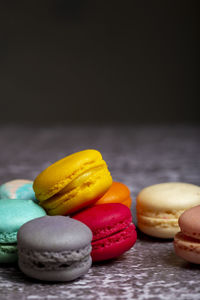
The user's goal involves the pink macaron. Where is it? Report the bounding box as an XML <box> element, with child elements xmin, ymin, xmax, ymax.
<box><xmin>174</xmin><ymin>205</ymin><xmax>200</xmax><ymax>264</ymax></box>
<box><xmin>73</xmin><ymin>203</ymin><xmax>137</xmax><ymax>262</ymax></box>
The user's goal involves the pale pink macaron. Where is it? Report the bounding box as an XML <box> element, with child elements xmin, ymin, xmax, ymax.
<box><xmin>174</xmin><ymin>205</ymin><xmax>200</xmax><ymax>264</ymax></box>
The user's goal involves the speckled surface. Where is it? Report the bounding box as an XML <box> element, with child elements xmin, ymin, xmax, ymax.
<box><xmin>0</xmin><ymin>125</ymin><xmax>200</xmax><ymax>300</ymax></box>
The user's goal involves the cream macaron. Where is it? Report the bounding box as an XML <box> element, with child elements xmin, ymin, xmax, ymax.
<box><xmin>136</xmin><ymin>182</ymin><xmax>200</xmax><ymax>238</ymax></box>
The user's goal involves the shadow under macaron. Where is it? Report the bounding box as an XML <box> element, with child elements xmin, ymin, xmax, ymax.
<box><xmin>0</xmin><ymin>262</ymin><xmax>90</xmax><ymax>285</ymax></box>
<box><xmin>136</xmin><ymin>229</ymin><xmax>173</xmax><ymax>243</ymax></box>
<box><xmin>161</xmin><ymin>250</ymin><xmax>200</xmax><ymax>270</ymax></box>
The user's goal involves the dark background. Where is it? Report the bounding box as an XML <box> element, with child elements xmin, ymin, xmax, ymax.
<box><xmin>0</xmin><ymin>1</ymin><xmax>198</xmax><ymax>125</ymax></box>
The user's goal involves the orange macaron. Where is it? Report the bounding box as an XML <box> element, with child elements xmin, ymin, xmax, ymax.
<box><xmin>95</xmin><ymin>182</ymin><xmax>132</xmax><ymax>208</ymax></box>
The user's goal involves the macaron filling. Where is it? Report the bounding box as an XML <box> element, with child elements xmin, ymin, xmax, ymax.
<box><xmin>92</xmin><ymin>223</ymin><xmax>136</xmax><ymax>250</ymax></box>
<box><xmin>137</xmin><ymin>208</ymin><xmax>183</xmax><ymax>232</ymax></box>
<box><xmin>0</xmin><ymin>243</ymin><xmax>17</xmax><ymax>254</ymax></box>
<box><xmin>19</xmin><ymin>256</ymin><xmax>91</xmax><ymax>271</ymax></box>
<box><xmin>92</xmin><ymin>216</ymin><xmax>133</xmax><ymax>241</ymax></box>
<box><xmin>181</xmin><ymin>229</ymin><xmax>200</xmax><ymax>240</ymax></box>
<box><xmin>0</xmin><ymin>244</ymin><xmax>18</xmax><ymax>263</ymax></box>
<box><xmin>47</xmin><ymin>161</ymin><xmax>106</xmax><ymax>198</ymax></box>
<box><xmin>174</xmin><ymin>232</ymin><xmax>200</xmax><ymax>254</ymax></box>
<box><xmin>61</xmin><ymin>165</ymin><xmax>108</xmax><ymax>193</ymax></box>
<box><xmin>137</xmin><ymin>215</ymin><xmax>178</xmax><ymax>229</ymax></box>
<box><xmin>43</xmin><ymin>164</ymin><xmax>107</xmax><ymax>204</ymax></box>
<box><xmin>41</xmin><ymin>166</ymin><xmax>112</xmax><ymax>215</ymax></box>
<box><xmin>18</xmin><ymin>245</ymin><xmax>92</xmax><ymax>271</ymax></box>
<box><xmin>137</xmin><ymin>209</ymin><xmax>181</xmax><ymax>238</ymax></box>
<box><xmin>137</xmin><ymin>207</ymin><xmax>184</xmax><ymax>219</ymax></box>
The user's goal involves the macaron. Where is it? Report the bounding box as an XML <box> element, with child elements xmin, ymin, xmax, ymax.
<box><xmin>0</xmin><ymin>179</ymin><xmax>37</xmax><ymax>202</ymax></box>
<box><xmin>174</xmin><ymin>205</ymin><xmax>200</xmax><ymax>264</ymax></box>
<box><xmin>17</xmin><ymin>216</ymin><xmax>93</xmax><ymax>281</ymax></box>
<box><xmin>73</xmin><ymin>203</ymin><xmax>137</xmax><ymax>262</ymax></box>
<box><xmin>95</xmin><ymin>182</ymin><xmax>132</xmax><ymax>208</ymax></box>
<box><xmin>136</xmin><ymin>182</ymin><xmax>200</xmax><ymax>238</ymax></box>
<box><xmin>0</xmin><ymin>199</ymin><xmax>46</xmax><ymax>263</ymax></box>
<box><xmin>33</xmin><ymin>149</ymin><xmax>112</xmax><ymax>216</ymax></box>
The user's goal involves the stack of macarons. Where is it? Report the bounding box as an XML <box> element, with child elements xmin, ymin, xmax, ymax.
<box><xmin>0</xmin><ymin>149</ymin><xmax>137</xmax><ymax>282</ymax></box>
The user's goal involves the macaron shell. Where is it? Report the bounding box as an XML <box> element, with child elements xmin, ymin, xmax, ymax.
<box><xmin>95</xmin><ymin>182</ymin><xmax>132</xmax><ymax>208</ymax></box>
<box><xmin>122</xmin><ymin>197</ymin><xmax>132</xmax><ymax>208</ymax></box>
<box><xmin>174</xmin><ymin>232</ymin><xmax>200</xmax><ymax>264</ymax></box>
<box><xmin>178</xmin><ymin>205</ymin><xmax>200</xmax><ymax>240</ymax></box>
<box><xmin>137</xmin><ymin>182</ymin><xmax>200</xmax><ymax>212</ymax></box>
<box><xmin>0</xmin><ymin>179</ymin><xmax>37</xmax><ymax>202</ymax></box>
<box><xmin>19</xmin><ymin>255</ymin><xmax>92</xmax><ymax>281</ymax></box>
<box><xmin>17</xmin><ymin>216</ymin><xmax>92</xmax><ymax>251</ymax></box>
<box><xmin>0</xmin><ymin>199</ymin><xmax>46</xmax><ymax>238</ymax></box>
<box><xmin>33</xmin><ymin>149</ymin><xmax>106</xmax><ymax>200</ymax></box>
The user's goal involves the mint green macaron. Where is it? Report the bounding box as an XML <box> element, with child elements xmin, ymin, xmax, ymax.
<box><xmin>0</xmin><ymin>199</ymin><xmax>46</xmax><ymax>263</ymax></box>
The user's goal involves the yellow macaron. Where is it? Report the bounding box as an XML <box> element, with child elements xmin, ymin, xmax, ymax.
<box><xmin>33</xmin><ymin>149</ymin><xmax>112</xmax><ymax>215</ymax></box>
<box><xmin>136</xmin><ymin>182</ymin><xmax>200</xmax><ymax>238</ymax></box>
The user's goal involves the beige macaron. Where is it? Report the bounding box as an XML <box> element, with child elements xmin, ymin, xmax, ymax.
<box><xmin>136</xmin><ymin>182</ymin><xmax>200</xmax><ymax>238</ymax></box>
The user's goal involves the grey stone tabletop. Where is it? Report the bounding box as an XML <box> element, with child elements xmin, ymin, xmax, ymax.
<box><xmin>0</xmin><ymin>124</ymin><xmax>200</xmax><ymax>300</ymax></box>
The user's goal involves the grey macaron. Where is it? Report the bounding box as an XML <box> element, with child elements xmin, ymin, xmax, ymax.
<box><xmin>17</xmin><ymin>216</ymin><xmax>93</xmax><ymax>281</ymax></box>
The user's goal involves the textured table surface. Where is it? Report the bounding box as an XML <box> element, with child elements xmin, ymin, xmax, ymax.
<box><xmin>0</xmin><ymin>124</ymin><xmax>200</xmax><ymax>300</ymax></box>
